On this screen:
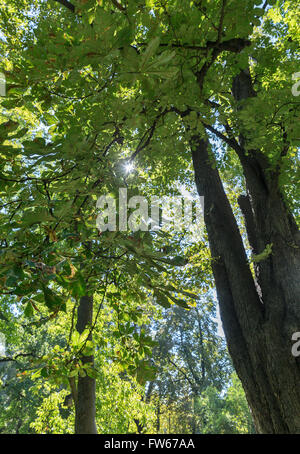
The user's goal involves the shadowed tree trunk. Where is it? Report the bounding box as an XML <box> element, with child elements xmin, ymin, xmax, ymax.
<box><xmin>74</xmin><ymin>294</ymin><xmax>97</xmax><ymax>434</ymax></box>
<box><xmin>190</xmin><ymin>84</ymin><xmax>300</xmax><ymax>433</ymax></box>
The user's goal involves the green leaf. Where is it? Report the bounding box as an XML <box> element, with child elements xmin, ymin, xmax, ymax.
<box><xmin>153</xmin><ymin>289</ymin><xmax>171</xmax><ymax>308</ymax></box>
<box><xmin>140</xmin><ymin>37</ymin><xmax>160</xmax><ymax>70</ymax></box>
<box><xmin>78</xmin><ymin>368</ymin><xmax>86</xmax><ymax>377</ymax></box>
<box><xmin>22</xmin><ymin>208</ymin><xmax>54</xmax><ymax>226</ymax></box>
<box><xmin>40</xmin><ymin>367</ymin><xmax>49</xmax><ymax>378</ymax></box>
<box><xmin>85</xmin><ymin>366</ymin><xmax>98</xmax><ymax>379</ymax></box>
<box><xmin>24</xmin><ymin>301</ymin><xmax>34</xmax><ymax>317</ymax></box>
<box><xmin>70</xmin><ymin>273</ymin><xmax>86</xmax><ymax>299</ymax></box>
<box><xmin>42</xmin><ymin>286</ymin><xmax>64</xmax><ymax>312</ymax></box>
<box><xmin>68</xmin><ymin>369</ymin><xmax>78</xmax><ymax>378</ymax></box>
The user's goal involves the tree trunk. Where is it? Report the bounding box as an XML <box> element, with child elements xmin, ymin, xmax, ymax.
<box><xmin>156</xmin><ymin>390</ymin><xmax>161</xmax><ymax>433</ymax></box>
<box><xmin>190</xmin><ymin>129</ymin><xmax>300</xmax><ymax>433</ymax></box>
<box><xmin>75</xmin><ymin>294</ymin><xmax>98</xmax><ymax>434</ymax></box>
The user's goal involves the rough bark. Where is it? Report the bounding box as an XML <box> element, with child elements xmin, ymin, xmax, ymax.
<box><xmin>190</xmin><ymin>124</ymin><xmax>300</xmax><ymax>432</ymax></box>
<box><xmin>75</xmin><ymin>294</ymin><xmax>98</xmax><ymax>434</ymax></box>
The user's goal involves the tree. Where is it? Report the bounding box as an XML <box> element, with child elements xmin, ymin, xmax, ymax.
<box><xmin>0</xmin><ymin>0</ymin><xmax>299</xmax><ymax>433</ymax></box>
<box><xmin>197</xmin><ymin>373</ymin><xmax>255</xmax><ymax>434</ymax></box>
<box><xmin>0</xmin><ymin>293</ymin><xmax>157</xmax><ymax>434</ymax></box>
<box><xmin>147</xmin><ymin>300</ymin><xmax>232</xmax><ymax>433</ymax></box>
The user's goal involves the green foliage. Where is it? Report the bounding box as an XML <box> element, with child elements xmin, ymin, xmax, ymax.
<box><xmin>0</xmin><ymin>294</ymin><xmax>157</xmax><ymax>433</ymax></box>
<box><xmin>197</xmin><ymin>374</ymin><xmax>255</xmax><ymax>434</ymax></box>
<box><xmin>0</xmin><ymin>0</ymin><xmax>298</xmax><ymax>434</ymax></box>
<box><xmin>146</xmin><ymin>301</ymin><xmax>233</xmax><ymax>433</ymax></box>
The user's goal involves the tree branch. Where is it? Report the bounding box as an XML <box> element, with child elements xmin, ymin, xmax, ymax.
<box><xmin>202</xmin><ymin>121</ymin><xmax>244</xmax><ymax>155</ymax></box>
<box><xmin>53</xmin><ymin>0</ymin><xmax>75</xmax><ymax>13</ymax></box>
<box><xmin>217</xmin><ymin>0</ymin><xmax>227</xmax><ymax>43</ymax></box>
<box><xmin>167</xmin><ymin>355</ymin><xmax>196</xmax><ymax>392</ymax></box>
<box><xmin>129</xmin><ymin>110</ymin><xmax>168</xmax><ymax>162</ymax></box>
<box><xmin>196</xmin><ymin>38</ymin><xmax>251</xmax><ymax>91</ymax></box>
<box><xmin>110</xmin><ymin>0</ymin><xmax>126</xmax><ymax>12</ymax></box>
<box><xmin>0</xmin><ymin>352</ymin><xmax>38</xmax><ymax>363</ymax></box>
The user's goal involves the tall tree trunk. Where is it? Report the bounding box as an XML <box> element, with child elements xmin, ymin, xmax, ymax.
<box><xmin>192</xmin><ymin>395</ymin><xmax>196</xmax><ymax>434</ymax></box>
<box><xmin>190</xmin><ymin>129</ymin><xmax>300</xmax><ymax>433</ymax></box>
<box><xmin>156</xmin><ymin>390</ymin><xmax>161</xmax><ymax>433</ymax></box>
<box><xmin>75</xmin><ymin>294</ymin><xmax>98</xmax><ymax>434</ymax></box>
